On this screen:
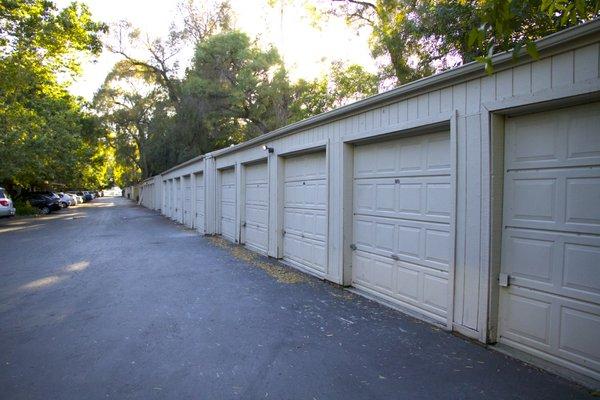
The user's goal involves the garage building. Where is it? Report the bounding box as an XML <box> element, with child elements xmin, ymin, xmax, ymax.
<box><xmin>130</xmin><ymin>21</ymin><xmax>600</xmax><ymax>388</ymax></box>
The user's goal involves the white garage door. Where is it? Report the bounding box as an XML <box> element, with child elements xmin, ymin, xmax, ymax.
<box><xmin>220</xmin><ymin>168</ymin><xmax>237</xmax><ymax>242</ymax></box>
<box><xmin>195</xmin><ymin>173</ymin><xmax>205</xmax><ymax>234</ymax></box>
<box><xmin>168</xmin><ymin>180</ymin><xmax>174</xmax><ymax>219</ymax></box>
<box><xmin>183</xmin><ymin>175</ymin><xmax>192</xmax><ymax>227</ymax></box>
<box><xmin>283</xmin><ymin>151</ymin><xmax>327</xmax><ymax>276</ymax></box>
<box><xmin>498</xmin><ymin>102</ymin><xmax>600</xmax><ymax>381</ymax></box>
<box><xmin>163</xmin><ymin>181</ymin><xmax>168</xmax><ymax>214</ymax></box>
<box><xmin>244</xmin><ymin>162</ymin><xmax>269</xmax><ymax>254</ymax></box>
<box><xmin>175</xmin><ymin>178</ymin><xmax>182</xmax><ymax>223</ymax></box>
<box><xmin>352</xmin><ymin>131</ymin><xmax>452</xmax><ymax>324</ymax></box>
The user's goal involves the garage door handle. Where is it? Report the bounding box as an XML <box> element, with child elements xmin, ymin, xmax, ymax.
<box><xmin>390</xmin><ymin>254</ymin><xmax>400</xmax><ymax>261</ymax></box>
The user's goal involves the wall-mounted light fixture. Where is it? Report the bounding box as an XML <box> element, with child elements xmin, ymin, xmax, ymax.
<box><xmin>261</xmin><ymin>145</ymin><xmax>274</xmax><ymax>153</ymax></box>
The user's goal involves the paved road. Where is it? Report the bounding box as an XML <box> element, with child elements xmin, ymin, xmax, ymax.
<box><xmin>0</xmin><ymin>197</ymin><xmax>593</xmax><ymax>399</ymax></box>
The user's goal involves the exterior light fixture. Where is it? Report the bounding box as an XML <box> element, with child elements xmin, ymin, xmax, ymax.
<box><xmin>262</xmin><ymin>145</ymin><xmax>274</xmax><ymax>153</ymax></box>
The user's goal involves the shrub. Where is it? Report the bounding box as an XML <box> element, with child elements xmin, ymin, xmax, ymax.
<box><xmin>14</xmin><ymin>200</ymin><xmax>39</xmax><ymax>216</ymax></box>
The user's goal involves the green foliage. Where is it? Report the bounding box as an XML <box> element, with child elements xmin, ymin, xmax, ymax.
<box><xmin>97</xmin><ymin>19</ymin><xmax>381</xmax><ymax>179</ymax></box>
<box><xmin>289</xmin><ymin>63</ymin><xmax>379</xmax><ymax>122</ymax></box>
<box><xmin>323</xmin><ymin>0</ymin><xmax>599</xmax><ymax>81</ymax></box>
<box><xmin>14</xmin><ymin>199</ymin><xmax>39</xmax><ymax>216</ymax></box>
<box><xmin>0</xmin><ymin>0</ymin><xmax>112</xmax><ymax>190</ymax></box>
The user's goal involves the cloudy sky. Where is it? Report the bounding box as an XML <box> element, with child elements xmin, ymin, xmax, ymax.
<box><xmin>55</xmin><ymin>0</ymin><xmax>375</xmax><ymax>100</ymax></box>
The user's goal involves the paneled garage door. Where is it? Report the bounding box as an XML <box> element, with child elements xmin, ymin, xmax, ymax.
<box><xmin>168</xmin><ymin>180</ymin><xmax>174</xmax><ymax>218</ymax></box>
<box><xmin>243</xmin><ymin>161</ymin><xmax>268</xmax><ymax>254</ymax></box>
<box><xmin>352</xmin><ymin>131</ymin><xmax>452</xmax><ymax>324</ymax></box>
<box><xmin>183</xmin><ymin>175</ymin><xmax>192</xmax><ymax>227</ymax></box>
<box><xmin>283</xmin><ymin>151</ymin><xmax>327</xmax><ymax>276</ymax></box>
<box><xmin>498</xmin><ymin>102</ymin><xmax>600</xmax><ymax>381</ymax></box>
<box><xmin>195</xmin><ymin>173</ymin><xmax>205</xmax><ymax>234</ymax></box>
<box><xmin>220</xmin><ymin>168</ymin><xmax>237</xmax><ymax>242</ymax></box>
<box><xmin>175</xmin><ymin>178</ymin><xmax>182</xmax><ymax>223</ymax></box>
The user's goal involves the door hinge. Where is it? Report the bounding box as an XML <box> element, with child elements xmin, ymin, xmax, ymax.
<box><xmin>242</xmin><ymin>221</ymin><xmax>246</xmax><ymax>227</ymax></box>
<box><xmin>499</xmin><ymin>273</ymin><xmax>510</xmax><ymax>287</ymax></box>
<box><xmin>349</xmin><ymin>244</ymin><xmax>357</xmax><ymax>251</ymax></box>
<box><xmin>282</xmin><ymin>229</ymin><xmax>286</xmax><ymax>235</ymax></box>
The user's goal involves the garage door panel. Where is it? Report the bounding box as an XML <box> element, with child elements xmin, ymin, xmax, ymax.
<box><xmin>559</xmin><ymin>307</ymin><xmax>600</xmax><ymax>367</ymax></box>
<box><xmin>354</xmin><ymin>216</ymin><xmax>450</xmax><ymax>272</ymax></box>
<box><xmin>284</xmin><ymin>181</ymin><xmax>326</xmax><ymax>209</ymax></box>
<box><xmin>422</xmin><ymin>274</ymin><xmax>448</xmax><ymax>314</ymax></box>
<box><xmin>283</xmin><ymin>234</ymin><xmax>326</xmax><ymax>274</ymax></box>
<box><xmin>501</xmin><ymin>287</ymin><xmax>600</xmax><ymax>373</ymax></box>
<box><xmin>503</xmin><ymin>228</ymin><xmax>600</xmax><ymax>305</ymax></box>
<box><xmin>353</xmin><ymin>251</ymin><xmax>395</xmax><ymax>295</ymax></box>
<box><xmin>500</xmin><ymin>290</ymin><xmax>553</xmax><ymax>347</ymax></box>
<box><xmin>353</xmin><ymin>251</ymin><xmax>448</xmax><ymax>320</ymax></box>
<box><xmin>500</xmin><ymin>103</ymin><xmax>600</xmax><ymax>381</ymax></box>
<box><xmin>506</xmin><ymin>102</ymin><xmax>600</xmax><ymax>170</ymax></box>
<box><xmin>245</xmin><ymin>204</ymin><xmax>268</xmax><ymax>226</ymax></box>
<box><xmin>284</xmin><ymin>152</ymin><xmax>326</xmax><ymax>181</ymax></box>
<box><xmin>284</xmin><ymin>209</ymin><xmax>326</xmax><ymax>241</ymax></box>
<box><xmin>354</xmin><ymin>177</ymin><xmax>450</xmax><ymax>224</ymax></box>
<box><xmin>505</xmin><ymin>168</ymin><xmax>600</xmax><ymax>234</ymax></box>
<box><xmin>354</xmin><ymin>132</ymin><xmax>451</xmax><ymax>179</ymax></box>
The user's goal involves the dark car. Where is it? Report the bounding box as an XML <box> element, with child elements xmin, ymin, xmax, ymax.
<box><xmin>75</xmin><ymin>191</ymin><xmax>93</xmax><ymax>202</ymax></box>
<box><xmin>21</xmin><ymin>193</ymin><xmax>61</xmax><ymax>214</ymax></box>
<box><xmin>82</xmin><ymin>191</ymin><xmax>93</xmax><ymax>202</ymax></box>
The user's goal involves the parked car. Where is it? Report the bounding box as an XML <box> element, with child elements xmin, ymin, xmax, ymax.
<box><xmin>57</xmin><ymin>192</ymin><xmax>75</xmax><ymax>208</ymax></box>
<box><xmin>80</xmin><ymin>191</ymin><xmax>93</xmax><ymax>202</ymax></box>
<box><xmin>66</xmin><ymin>192</ymin><xmax>83</xmax><ymax>204</ymax></box>
<box><xmin>20</xmin><ymin>193</ymin><xmax>61</xmax><ymax>214</ymax></box>
<box><xmin>0</xmin><ymin>187</ymin><xmax>16</xmax><ymax>217</ymax></box>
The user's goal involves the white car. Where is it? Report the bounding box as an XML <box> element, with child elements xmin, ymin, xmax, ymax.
<box><xmin>0</xmin><ymin>187</ymin><xmax>16</xmax><ymax>217</ymax></box>
<box><xmin>66</xmin><ymin>192</ymin><xmax>83</xmax><ymax>205</ymax></box>
<box><xmin>57</xmin><ymin>192</ymin><xmax>75</xmax><ymax>208</ymax></box>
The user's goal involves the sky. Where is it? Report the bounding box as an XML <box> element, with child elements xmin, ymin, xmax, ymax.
<box><xmin>56</xmin><ymin>0</ymin><xmax>376</xmax><ymax>100</ymax></box>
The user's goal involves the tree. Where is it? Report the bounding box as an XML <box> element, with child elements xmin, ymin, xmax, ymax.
<box><xmin>318</xmin><ymin>0</ymin><xmax>599</xmax><ymax>81</ymax></box>
<box><xmin>0</xmin><ymin>0</ymin><xmax>110</xmax><ymax>190</ymax></box>
<box><xmin>289</xmin><ymin>62</ymin><xmax>379</xmax><ymax>122</ymax></box>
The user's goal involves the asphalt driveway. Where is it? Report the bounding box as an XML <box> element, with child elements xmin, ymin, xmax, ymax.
<box><xmin>0</xmin><ymin>197</ymin><xmax>594</xmax><ymax>399</ymax></box>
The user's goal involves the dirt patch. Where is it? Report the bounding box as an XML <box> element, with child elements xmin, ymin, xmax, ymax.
<box><xmin>208</xmin><ymin>236</ymin><xmax>308</xmax><ymax>284</ymax></box>
<box><xmin>330</xmin><ymin>290</ymin><xmax>356</xmax><ymax>301</ymax></box>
